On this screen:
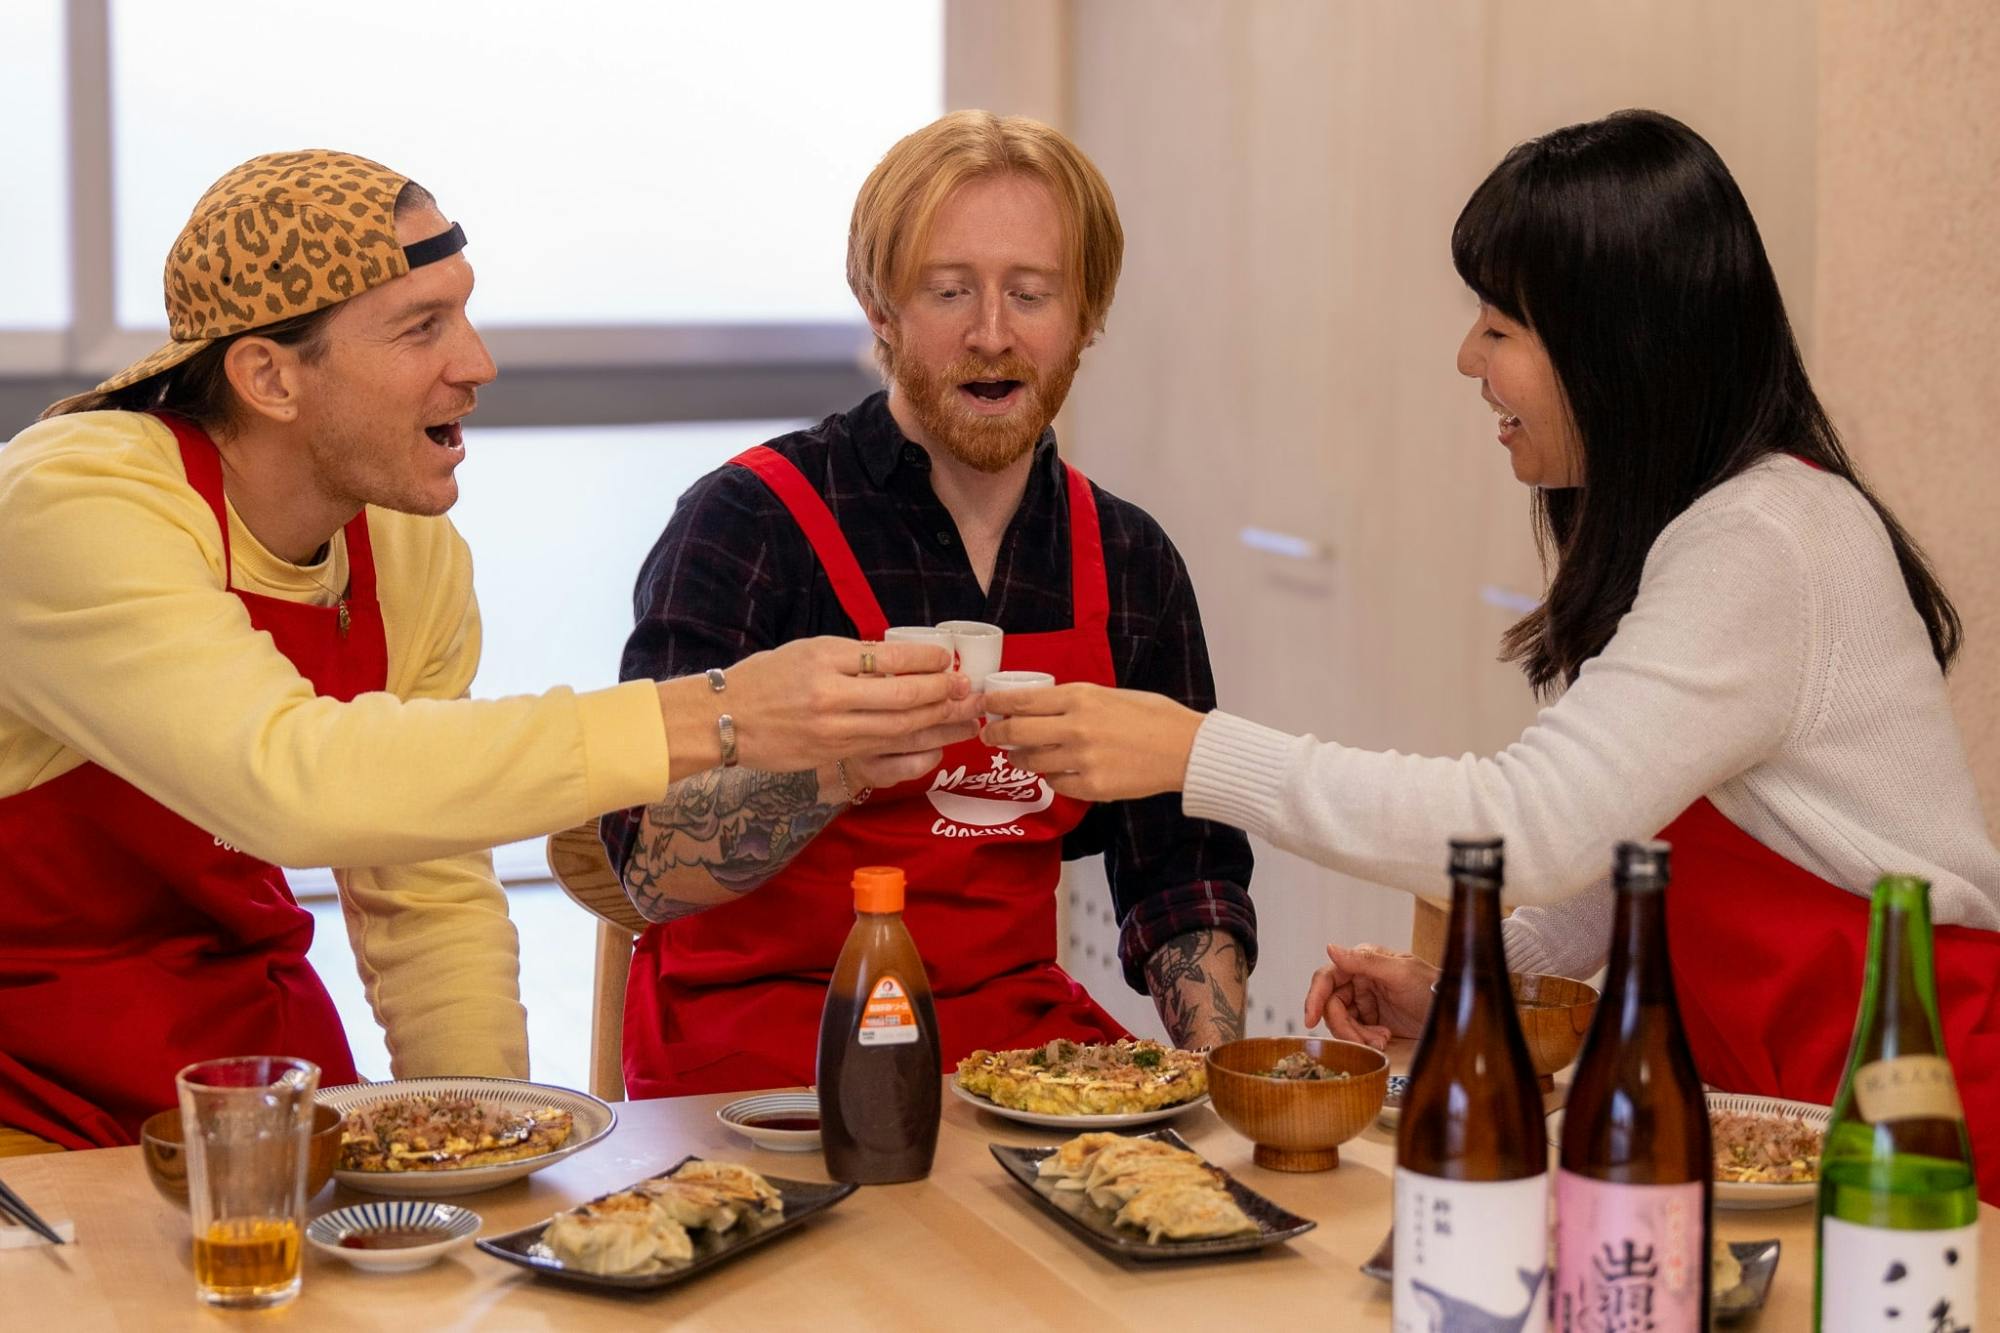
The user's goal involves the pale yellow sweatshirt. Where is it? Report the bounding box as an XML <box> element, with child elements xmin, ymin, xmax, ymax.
<box><xmin>0</xmin><ymin>411</ymin><xmax>672</xmax><ymax>1078</ymax></box>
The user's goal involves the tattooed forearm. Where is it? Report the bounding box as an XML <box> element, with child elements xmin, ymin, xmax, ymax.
<box><xmin>621</xmin><ymin>766</ymin><xmax>842</xmax><ymax>923</ymax></box>
<box><xmin>1143</xmin><ymin>928</ymin><xmax>1249</xmax><ymax>1051</ymax></box>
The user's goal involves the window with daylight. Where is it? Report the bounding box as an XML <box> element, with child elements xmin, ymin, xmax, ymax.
<box><xmin>108</xmin><ymin>0</ymin><xmax>943</xmax><ymax>330</ymax></box>
<box><xmin>0</xmin><ymin>0</ymin><xmax>69</xmax><ymax>330</ymax></box>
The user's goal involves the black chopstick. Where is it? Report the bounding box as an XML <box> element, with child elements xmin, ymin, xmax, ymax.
<box><xmin>0</xmin><ymin>1177</ymin><xmax>65</xmax><ymax>1245</ymax></box>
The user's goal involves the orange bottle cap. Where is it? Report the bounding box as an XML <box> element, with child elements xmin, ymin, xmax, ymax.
<box><xmin>852</xmin><ymin>866</ymin><xmax>905</xmax><ymax>913</ymax></box>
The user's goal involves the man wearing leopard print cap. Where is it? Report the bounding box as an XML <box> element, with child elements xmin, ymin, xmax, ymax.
<box><xmin>0</xmin><ymin>151</ymin><xmax>979</xmax><ymax>1155</ymax></box>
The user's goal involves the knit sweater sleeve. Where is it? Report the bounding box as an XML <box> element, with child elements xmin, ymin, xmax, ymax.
<box><xmin>1502</xmin><ymin>882</ymin><xmax>1615</xmax><ymax>979</ymax></box>
<box><xmin>1183</xmin><ymin>500</ymin><xmax>1812</xmax><ymax>908</ymax></box>
<box><xmin>0</xmin><ymin>413</ymin><xmax>672</xmax><ymax>867</ymax></box>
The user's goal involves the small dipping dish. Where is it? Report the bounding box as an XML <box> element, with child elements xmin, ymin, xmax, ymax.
<box><xmin>306</xmin><ymin>1201</ymin><xmax>480</xmax><ymax>1273</ymax></box>
<box><xmin>716</xmin><ymin>1092</ymin><xmax>822</xmax><ymax>1152</ymax></box>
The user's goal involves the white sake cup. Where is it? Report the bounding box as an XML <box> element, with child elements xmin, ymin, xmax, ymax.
<box><xmin>936</xmin><ymin>620</ymin><xmax>1003</xmax><ymax>684</ymax></box>
<box><xmin>981</xmin><ymin>670</ymin><xmax>1055</xmax><ymax>740</ymax></box>
<box><xmin>883</xmin><ymin>626</ymin><xmax>956</xmax><ymax>670</ymax></box>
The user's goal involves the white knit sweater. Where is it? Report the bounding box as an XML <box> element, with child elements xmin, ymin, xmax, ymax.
<box><xmin>1184</xmin><ymin>455</ymin><xmax>2000</xmax><ymax>979</ymax></box>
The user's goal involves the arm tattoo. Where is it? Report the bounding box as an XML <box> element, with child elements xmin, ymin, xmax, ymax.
<box><xmin>622</xmin><ymin>767</ymin><xmax>842</xmax><ymax>923</ymax></box>
<box><xmin>1143</xmin><ymin>928</ymin><xmax>1249</xmax><ymax>1050</ymax></box>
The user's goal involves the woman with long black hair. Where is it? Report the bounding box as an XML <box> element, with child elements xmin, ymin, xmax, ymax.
<box><xmin>984</xmin><ymin>108</ymin><xmax>2000</xmax><ymax>1197</ymax></box>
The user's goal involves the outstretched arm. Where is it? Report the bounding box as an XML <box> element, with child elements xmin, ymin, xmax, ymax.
<box><xmin>620</xmin><ymin>764</ymin><xmax>846</xmax><ymax>922</ymax></box>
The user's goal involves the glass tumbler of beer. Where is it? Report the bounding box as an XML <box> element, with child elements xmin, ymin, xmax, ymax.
<box><xmin>175</xmin><ymin>1055</ymin><xmax>320</xmax><ymax>1309</ymax></box>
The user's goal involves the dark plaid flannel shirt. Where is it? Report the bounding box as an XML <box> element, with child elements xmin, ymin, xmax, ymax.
<box><xmin>601</xmin><ymin>392</ymin><xmax>1256</xmax><ymax>994</ymax></box>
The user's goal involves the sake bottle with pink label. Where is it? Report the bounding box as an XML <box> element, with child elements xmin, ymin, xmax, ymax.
<box><xmin>1555</xmin><ymin>840</ymin><xmax>1712</xmax><ymax>1329</ymax></box>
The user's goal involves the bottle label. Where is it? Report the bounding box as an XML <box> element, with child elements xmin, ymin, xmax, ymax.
<box><xmin>1820</xmin><ymin>1216</ymin><xmax>1977</xmax><ymax>1333</ymax></box>
<box><xmin>857</xmin><ymin>974</ymin><xmax>920</xmax><ymax>1046</ymax></box>
<box><xmin>1554</xmin><ymin>1170</ymin><xmax>1703</xmax><ymax>1331</ymax></box>
<box><xmin>1392</xmin><ymin>1168</ymin><xmax>1549</xmax><ymax>1333</ymax></box>
<box><xmin>1854</xmin><ymin>1055</ymin><xmax>1966</xmax><ymax>1123</ymax></box>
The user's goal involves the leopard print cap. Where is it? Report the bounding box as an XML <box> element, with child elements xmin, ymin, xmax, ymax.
<box><xmin>94</xmin><ymin>150</ymin><xmax>414</xmax><ymax>394</ymax></box>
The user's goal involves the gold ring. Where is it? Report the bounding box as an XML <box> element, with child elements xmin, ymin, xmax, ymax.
<box><xmin>860</xmin><ymin>649</ymin><xmax>877</xmax><ymax>675</ymax></box>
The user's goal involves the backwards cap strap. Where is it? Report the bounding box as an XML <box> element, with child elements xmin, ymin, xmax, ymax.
<box><xmin>402</xmin><ymin>222</ymin><xmax>467</xmax><ymax>270</ymax></box>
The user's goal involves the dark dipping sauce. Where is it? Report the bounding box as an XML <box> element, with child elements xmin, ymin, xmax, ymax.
<box><xmin>338</xmin><ymin>1226</ymin><xmax>453</xmax><ymax>1249</ymax></box>
<box><xmin>747</xmin><ymin>1116</ymin><xmax>820</xmax><ymax>1132</ymax></box>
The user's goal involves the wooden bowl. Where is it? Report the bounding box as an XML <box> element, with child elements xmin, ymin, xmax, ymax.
<box><xmin>140</xmin><ymin>1102</ymin><xmax>344</xmax><ymax>1209</ymax></box>
<box><xmin>1205</xmin><ymin>1037</ymin><xmax>1389</xmax><ymax>1172</ymax></box>
<box><xmin>1511</xmin><ymin>972</ymin><xmax>1599</xmax><ymax>1089</ymax></box>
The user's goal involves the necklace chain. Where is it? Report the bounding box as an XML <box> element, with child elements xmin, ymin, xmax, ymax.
<box><xmin>286</xmin><ymin>550</ymin><xmax>352</xmax><ymax>637</ymax></box>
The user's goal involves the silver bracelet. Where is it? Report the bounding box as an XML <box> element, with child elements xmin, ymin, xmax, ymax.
<box><xmin>705</xmin><ymin>667</ymin><xmax>727</xmax><ymax>693</ymax></box>
<box><xmin>717</xmin><ymin>712</ymin><xmax>738</xmax><ymax>768</ymax></box>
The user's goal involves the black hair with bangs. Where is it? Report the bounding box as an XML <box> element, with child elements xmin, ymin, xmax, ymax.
<box><xmin>1450</xmin><ymin>109</ymin><xmax>1958</xmax><ymax>695</ymax></box>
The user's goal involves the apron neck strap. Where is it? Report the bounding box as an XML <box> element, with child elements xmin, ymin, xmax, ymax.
<box><xmin>156</xmin><ymin>410</ymin><xmax>377</xmax><ymax>601</ymax></box>
<box><xmin>1059</xmin><ymin>460</ymin><xmax>1110</xmax><ymax>630</ymax></box>
<box><xmin>157</xmin><ymin>412</ymin><xmax>237</xmax><ymax>590</ymax></box>
<box><xmin>732</xmin><ymin>445</ymin><xmax>891</xmax><ymax>638</ymax></box>
<box><xmin>732</xmin><ymin>444</ymin><xmax>1115</xmax><ymax>640</ymax></box>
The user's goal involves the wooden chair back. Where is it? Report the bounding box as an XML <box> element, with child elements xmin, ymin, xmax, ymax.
<box><xmin>546</xmin><ymin>822</ymin><xmax>647</xmax><ymax>1102</ymax></box>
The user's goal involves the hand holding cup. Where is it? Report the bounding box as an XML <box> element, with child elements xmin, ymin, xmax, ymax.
<box><xmin>981</xmin><ymin>671</ymin><xmax>1055</xmax><ymax>743</ymax></box>
<box><xmin>700</xmin><ymin>636</ymin><xmax>978</xmax><ymax>776</ymax></box>
<box><xmin>980</xmin><ymin>683</ymin><xmax>1205</xmax><ymax>802</ymax></box>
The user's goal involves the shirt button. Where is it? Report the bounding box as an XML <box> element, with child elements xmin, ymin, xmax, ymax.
<box><xmin>935</xmin><ymin>530</ymin><xmax>954</xmax><ymax>547</ymax></box>
<box><xmin>903</xmin><ymin>446</ymin><xmax>923</xmax><ymax>463</ymax></box>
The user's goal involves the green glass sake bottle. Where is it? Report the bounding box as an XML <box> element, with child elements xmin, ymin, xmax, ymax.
<box><xmin>1814</xmin><ymin>875</ymin><xmax>1978</xmax><ymax>1333</ymax></box>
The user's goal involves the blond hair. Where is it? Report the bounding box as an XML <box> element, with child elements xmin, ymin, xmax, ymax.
<box><xmin>848</xmin><ymin>111</ymin><xmax>1123</xmax><ymax>367</ymax></box>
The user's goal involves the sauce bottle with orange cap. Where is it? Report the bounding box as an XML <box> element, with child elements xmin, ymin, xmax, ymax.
<box><xmin>815</xmin><ymin>865</ymin><xmax>941</xmax><ymax>1183</ymax></box>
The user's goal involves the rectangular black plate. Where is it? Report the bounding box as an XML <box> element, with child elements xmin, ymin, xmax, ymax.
<box><xmin>1360</xmin><ymin>1229</ymin><xmax>1779</xmax><ymax>1326</ymax></box>
<box><xmin>989</xmin><ymin>1129</ymin><xmax>1315</xmax><ymax>1262</ymax></box>
<box><xmin>474</xmin><ymin>1155</ymin><xmax>858</xmax><ymax>1292</ymax></box>
<box><xmin>1712</xmin><ymin>1239</ymin><xmax>1781</xmax><ymax>1325</ymax></box>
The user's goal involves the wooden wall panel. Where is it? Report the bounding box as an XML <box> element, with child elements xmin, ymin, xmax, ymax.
<box><xmin>1815</xmin><ymin>0</ymin><xmax>2000</xmax><ymax>832</ymax></box>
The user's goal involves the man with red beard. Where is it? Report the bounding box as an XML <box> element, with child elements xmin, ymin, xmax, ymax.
<box><xmin>602</xmin><ymin>112</ymin><xmax>1255</xmax><ymax>1097</ymax></box>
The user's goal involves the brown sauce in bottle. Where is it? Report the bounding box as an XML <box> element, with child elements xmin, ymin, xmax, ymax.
<box><xmin>816</xmin><ymin>866</ymin><xmax>940</xmax><ymax>1184</ymax></box>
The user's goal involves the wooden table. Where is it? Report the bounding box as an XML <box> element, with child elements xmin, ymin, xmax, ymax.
<box><xmin>5</xmin><ymin>1072</ymin><xmax>1996</xmax><ymax>1331</ymax></box>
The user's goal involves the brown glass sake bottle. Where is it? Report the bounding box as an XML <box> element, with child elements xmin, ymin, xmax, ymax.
<box><xmin>816</xmin><ymin>865</ymin><xmax>941</xmax><ymax>1184</ymax></box>
<box><xmin>1393</xmin><ymin>835</ymin><xmax>1549</xmax><ymax>1333</ymax></box>
<box><xmin>1556</xmin><ymin>839</ymin><xmax>1712</xmax><ymax>1329</ymax></box>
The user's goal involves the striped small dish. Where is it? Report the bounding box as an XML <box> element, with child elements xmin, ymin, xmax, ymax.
<box><xmin>716</xmin><ymin>1092</ymin><xmax>822</xmax><ymax>1152</ymax></box>
<box><xmin>306</xmin><ymin>1200</ymin><xmax>481</xmax><ymax>1272</ymax></box>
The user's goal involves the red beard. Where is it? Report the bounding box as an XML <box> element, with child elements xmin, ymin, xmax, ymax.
<box><xmin>892</xmin><ymin>345</ymin><xmax>1082</xmax><ymax>473</ymax></box>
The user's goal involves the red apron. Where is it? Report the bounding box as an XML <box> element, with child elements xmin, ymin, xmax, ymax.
<box><xmin>0</xmin><ymin>413</ymin><xmax>368</xmax><ymax>1149</ymax></box>
<box><xmin>624</xmin><ymin>445</ymin><xmax>1129</xmax><ymax>1097</ymax></box>
<box><xmin>1663</xmin><ymin>796</ymin><xmax>2000</xmax><ymax>1202</ymax></box>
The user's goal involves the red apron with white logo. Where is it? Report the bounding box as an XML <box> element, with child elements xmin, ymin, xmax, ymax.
<box><xmin>623</xmin><ymin>445</ymin><xmax>1129</xmax><ymax>1097</ymax></box>
<box><xmin>0</xmin><ymin>413</ymin><xmax>367</xmax><ymax>1148</ymax></box>
<box><xmin>1662</xmin><ymin>796</ymin><xmax>2000</xmax><ymax>1202</ymax></box>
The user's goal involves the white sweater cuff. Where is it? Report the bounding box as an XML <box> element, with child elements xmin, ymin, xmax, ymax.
<box><xmin>1501</xmin><ymin>917</ymin><xmax>1558</xmax><ymax>976</ymax></box>
<box><xmin>1183</xmin><ymin>711</ymin><xmax>1300</xmax><ymax>842</ymax></box>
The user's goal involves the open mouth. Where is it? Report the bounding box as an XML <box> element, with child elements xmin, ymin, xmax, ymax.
<box><xmin>424</xmin><ymin>420</ymin><xmax>464</xmax><ymax>448</ymax></box>
<box><xmin>961</xmin><ymin>379</ymin><xmax>1022</xmax><ymax>402</ymax></box>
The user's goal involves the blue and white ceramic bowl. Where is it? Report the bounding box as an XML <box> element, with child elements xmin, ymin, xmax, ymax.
<box><xmin>306</xmin><ymin>1200</ymin><xmax>480</xmax><ymax>1272</ymax></box>
<box><xmin>716</xmin><ymin>1092</ymin><xmax>822</xmax><ymax>1152</ymax></box>
<box><xmin>1375</xmin><ymin>1075</ymin><xmax>1411</xmax><ymax>1128</ymax></box>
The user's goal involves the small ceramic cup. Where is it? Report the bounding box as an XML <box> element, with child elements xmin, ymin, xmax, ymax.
<box><xmin>936</xmin><ymin>620</ymin><xmax>1003</xmax><ymax>684</ymax></box>
<box><xmin>981</xmin><ymin>670</ymin><xmax>1056</xmax><ymax>740</ymax></box>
